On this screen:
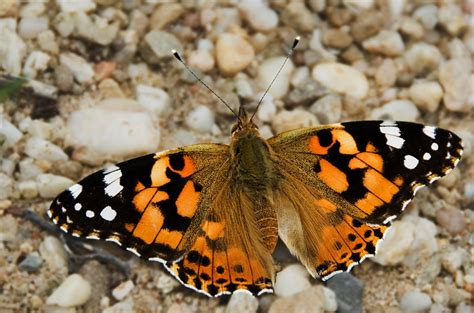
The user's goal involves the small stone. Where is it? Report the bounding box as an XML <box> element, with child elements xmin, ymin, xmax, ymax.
<box><xmin>372</xmin><ymin>219</ymin><xmax>415</xmax><ymax>265</ymax></box>
<box><xmin>274</xmin><ymin>264</ymin><xmax>311</xmax><ymax>297</ymax></box>
<box><xmin>369</xmin><ymin>100</ymin><xmax>420</xmax><ymax>122</ymax></box>
<box><xmin>290</xmin><ymin>66</ymin><xmax>310</xmax><ymax>87</ymax></box>
<box><xmin>72</xmin><ymin>11</ymin><xmax>120</xmax><ymax>46</ymax></box>
<box><xmin>309</xmin><ymin>29</ymin><xmax>337</xmax><ymax>62</ymax></box>
<box><xmin>439</xmin><ymin>58</ymin><xmax>472</xmax><ymax>112</ymax></box>
<box><xmin>327</xmin><ymin>7</ymin><xmax>352</xmax><ymax>27</ymax></box>
<box><xmin>323</xmin><ymin>29</ymin><xmax>353</xmax><ymax>49</ymax></box>
<box><xmin>188</xmin><ymin>49</ymin><xmax>215</xmax><ymax>73</ymax></box>
<box><xmin>95</xmin><ymin>61</ymin><xmax>116</xmax><ymax>81</ymax></box>
<box><xmin>59</xmin><ymin>52</ymin><xmax>95</xmax><ymax>84</ymax></box>
<box><xmin>281</xmin><ymin>1</ymin><xmax>317</xmax><ymax>32</ymax></box>
<box><xmin>343</xmin><ymin>0</ymin><xmax>374</xmax><ymax>10</ymax></box>
<box><xmin>0</xmin><ymin>25</ymin><xmax>27</xmax><ymax>75</ymax></box>
<box><xmin>55</xmin><ymin>64</ymin><xmax>74</xmax><ymax>92</ymax></box>
<box><xmin>185</xmin><ymin>105</ymin><xmax>215</xmax><ymax>133</ymax></box>
<box><xmin>362</xmin><ymin>30</ymin><xmax>405</xmax><ymax>57</ymax></box>
<box><xmin>272</xmin><ymin>109</ymin><xmax>318</xmax><ymax>134</ymax></box>
<box><xmin>47</xmin><ymin>274</ymin><xmax>92</xmax><ymax>307</ymax></box>
<box><xmin>310</xmin><ymin>94</ymin><xmax>342</xmax><ymax>124</ymax></box>
<box><xmin>375</xmin><ymin>59</ymin><xmax>397</xmax><ymax>87</ymax></box>
<box><xmin>225</xmin><ymin>291</ymin><xmax>259</xmax><ymax>313</ymax></box>
<box><xmin>436</xmin><ymin>207</ymin><xmax>466</xmax><ymax>235</ymax></box>
<box><xmin>258</xmin><ymin>57</ymin><xmax>294</xmax><ymax>99</ymax></box>
<box><xmin>442</xmin><ymin>248</ymin><xmax>467</xmax><ymax>275</ymax></box>
<box><xmin>400</xmin><ymin>18</ymin><xmax>425</xmax><ymax>40</ymax></box>
<box><xmin>22</xmin><ymin>51</ymin><xmax>51</xmax><ymax>79</ymax></box>
<box><xmin>39</xmin><ymin>236</ymin><xmax>68</xmax><ymax>273</ymax></box>
<box><xmin>112</xmin><ymin>280</ymin><xmax>134</xmax><ymax>301</ymax></box>
<box><xmin>446</xmin><ymin>286</ymin><xmax>471</xmax><ymax>306</ymax></box>
<box><xmin>456</xmin><ymin>302</ymin><xmax>473</xmax><ymax>313</ymax></box>
<box><xmin>103</xmin><ymin>298</ymin><xmax>134</xmax><ymax>313</ymax></box>
<box><xmin>414</xmin><ymin>4</ymin><xmax>438</xmax><ymax>30</ymax></box>
<box><xmin>56</xmin><ymin>0</ymin><xmax>95</xmax><ymax>12</ymax></box>
<box><xmin>149</xmin><ymin>3</ymin><xmax>184</xmax><ymax>30</ymax></box>
<box><xmin>18</xmin><ymin>159</ymin><xmax>45</xmax><ymax>181</ymax></box>
<box><xmin>0</xmin><ymin>116</ymin><xmax>23</xmax><ymax>146</ymax></box>
<box><xmin>286</xmin><ymin>81</ymin><xmax>327</xmax><ymax>108</ymax></box>
<box><xmin>404</xmin><ymin>43</ymin><xmax>442</xmax><ymax>76</ymax></box>
<box><xmin>66</xmin><ymin>99</ymin><xmax>160</xmax><ymax>163</ymax></box>
<box><xmin>326</xmin><ymin>273</ymin><xmax>363</xmax><ymax>313</ymax></box>
<box><xmin>18</xmin><ymin>16</ymin><xmax>49</xmax><ymax>40</ymax></box>
<box><xmin>216</xmin><ymin>33</ymin><xmax>254</xmax><ymax>76</ymax></box>
<box><xmin>269</xmin><ymin>285</ymin><xmax>326</xmax><ymax>313</ymax></box>
<box><xmin>257</xmin><ymin>96</ymin><xmax>277</xmax><ymax>123</ymax></box>
<box><xmin>239</xmin><ymin>0</ymin><xmax>278</xmax><ymax>32</ymax></box>
<box><xmin>0</xmin><ymin>0</ymin><xmax>17</xmax><ymax>17</ymax></box>
<box><xmin>136</xmin><ymin>85</ymin><xmax>170</xmax><ymax>116</ymax></box>
<box><xmin>19</xmin><ymin>2</ymin><xmax>46</xmax><ymax>17</ymax></box>
<box><xmin>36</xmin><ymin>174</ymin><xmax>74</xmax><ymax>199</ymax></box>
<box><xmin>322</xmin><ymin>286</ymin><xmax>338</xmax><ymax>312</ymax></box>
<box><xmin>341</xmin><ymin>45</ymin><xmax>364</xmax><ymax>63</ymax></box>
<box><xmin>464</xmin><ymin>179</ymin><xmax>474</xmax><ymax>201</ymax></box>
<box><xmin>439</xmin><ymin>4</ymin><xmax>466</xmax><ymax>36</ymax></box>
<box><xmin>140</xmin><ymin>30</ymin><xmax>182</xmax><ymax>64</ymax></box>
<box><xmin>312</xmin><ymin>63</ymin><xmax>369</xmax><ymax>99</ymax></box>
<box><xmin>409</xmin><ymin>81</ymin><xmax>443</xmax><ymax>113</ymax></box>
<box><xmin>98</xmin><ymin>79</ymin><xmax>125</xmax><ymax>98</ymax></box>
<box><xmin>17</xmin><ymin>180</ymin><xmax>38</xmax><ymax>199</ymax></box>
<box><xmin>400</xmin><ymin>290</ymin><xmax>432</xmax><ymax>313</ymax></box>
<box><xmin>350</xmin><ymin>11</ymin><xmax>383</xmax><ymax>42</ymax></box>
<box><xmin>0</xmin><ymin>215</ymin><xmax>18</xmax><ymax>241</ymax></box>
<box><xmin>18</xmin><ymin>252</ymin><xmax>43</xmax><ymax>272</ymax></box>
<box><xmin>24</xmin><ymin>137</ymin><xmax>68</xmax><ymax>162</ymax></box>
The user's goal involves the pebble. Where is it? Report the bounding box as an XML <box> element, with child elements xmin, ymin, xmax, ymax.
<box><xmin>167</xmin><ymin>303</ymin><xmax>192</xmax><ymax>313</ymax></box>
<box><xmin>256</xmin><ymin>96</ymin><xmax>277</xmax><ymax>123</ymax></box>
<box><xmin>402</xmin><ymin>215</ymin><xmax>438</xmax><ymax>267</ymax></box>
<box><xmin>56</xmin><ymin>0</ymin><xmax>95</xmax><ymax>13</ymax></box>
<box><xmin>136</xmin><ymin>85</ymin><xmax>170</xmax><ymax>116</ymax></box>
<box><xmin>400</xmin><ymin>290</ymin><xmax>432</xmax><ymax>313</ymax></box>
<box><xmin>73</xmin><ymin>12</ymin><xmax>119</xmax><ymax>46</ymax></box>
<box><xmin>326</xmin><ymin>273</ymin><xmax>363</xmax><ymax>313</ymax></box>
<box><xmin>350</xmin><ymin>11</ymin><xmax>383</xmax><ymax>42</ymax></box>
<box><xmin>375</xmin><ymin>59</ymin><xmax>397</xmax><ymax>87</ymax></box>
<box><xmin>0</xmin><ymin>25</ymin><xmax>27</xmax><ymax>75</ymax></box>
<box><xmin>188</xmin><ymin>49</ymin><xmax>215</xmax><ymax>73</ymax></box>
<box><xmin>19</xmin><ymin>2</ymin><xmax>45</xmax><ymax>17</ymax></box>
<box><xmin>404</xmin><ymin>43</ymin><xmax>442</xmax><ymax>76</ymax></box>
<box><xmin>413</xmin><ymin>4</ymin><xmax>438</xmax><ymax>30</ymax></box>
<box><xmin>258</xmin><ymin>57</ymin><xmax>294</xmax><ymax>99</ymax></box>
<box><xmin>400</xmin><ymin>18</ymin><xmax>425</xmax><ymax>40</ymax></box>
<box><xmin>439</xmin><ymin>58</ymin><xmax>472</xmax><ymax>112</ymax></box>
<box><xmin>343</xmin><ymin>0</ymin><xmax>374</xmax><ymax>10</ymax></box>
<box><xmin>369</xmin><ymin>100</ymin><xmax>420</xmax><ymax>122</ymax></box>
<box><xmin>103</xmin><ymin>298</ymin><xmax>134</xmax><ymax>313</ymax></box>
<box><xmin>309</xmin><ymin>94</ymin><xmax>342</xmax><ymax>124</ymax></box>
<box><xmin>98</xmin><ymin>79</ymin><xmax>124</xmax><ymax>98</ymax></box>
<box><xmin>225</xmin><ymin>291</ymin><xmax>259</xmax><ymax>313</ymax></box>
<box><xmin>442</xmin><ymin>248</ymin><xmax>467</xmax><ymax>275</ymax></box>
<box><xmin>149</xmin><ymin>3</ymin><xmax>184</xmax><ymax>30</ymax></box>
<box><xmin>362</xmin><ymin>30</ymin><xmax>405</xmax><ymax>56</ymax></box>
<box><xmin>464</xmin><ymin>179</ymin><xmax>474</xmax><ymax>201</ymax></box>
<box><xmin>285</xmin><ymin>81</ymin><xmax>327</xmax><ymax>108</ymax></box>
<box><xmin>185</xmin><ymin>105</ymin><xmax>215</xmax><ymax>133</ymax></box>
<box><xmin>372</xmin><ymin>219</ymin><xmax>415</xmax><ymax>266</ymax></box>
<box><xmin>281</xmin><ymin>1</ymin><xmax>317</xmax><ymax>32</ymax></box>
<box><xmin>47</xmin><ymin>274</ymin><xmax>92</xmax><ymax>307</ymax></box>
<box><xmin>409</xmin><ymin>81</ymin><xmax>443</xmax><ymax>113</ymax></box>
<box><xmin>18</xmin><ymin>252</ymin><xmax>43</xmax><ymax>272</ymax></box>
<box><xmin>18</xmin><ymin>159</ymin><xmax>45</xmax><ymax>181</ymax></box>
<box><xmin>24</xmin><ymin>137</ymin><xmax>68</xmax><ymax>162</ymax></box>
<box><xmin>140</xmin><ymin>30</ymin><xmax>182</xmax><ymax>64</ymax></box>
<box><xmin>456</xmin><ymin>302</ymin><xmax>473</xmax><ymax>313</ymax></box>
<box><xmin>290</xmin><ymin>66</ymin><xmax>310</xmax><ymax>87</ymax></box>
<box><xmin>0</xmin><ymin>0</ymin><xmax>16</xmax><ymax>17</ymax></box>
<box><xmin>322</xmin><ymin>29</ymin><xmax>353</xmax><ymax>49</ymax></box>
<box><xmin>274</xmin><ymin>264</ymin><xmax>311</xmax><ymax>297</ymax></box>
<box><xmin>112</xmin><ymin>280</ymin><xmax>134</xmax><ymax>301</ymax></box>
<box><xmin>268</xmin><ymin>285</ymin><xmax>327</xmax><ymax>313</ymax></box>
<box><xmin>59</xmin><ymin>52</ymin><xmax>95</xmax><ymax>84</ymax></box>
<box><xmin>216</xmin><ymin>33</ymin><xmax>255</xmax><ymax>76</ymax></box>
<box><xmin>39</xmin><ymin>236</ymin><xmax>68</xmax><ymax>273</ymax></box>
<box><xmin>55</xmin><ymin>64</ymin><xmax>75</xmax><ymax>92</ymax></box>
<box><xmin>38</xmin><ymin>30</ymin><xmax>59</xmax><ymax>53</ymax></box>
<box><xmin>322</xmin><ymin>286</ymin><xmax>338</xmax><ymax>312</ymax></box>
<box><xmin>272</xmin><ymin>109</ymin><xmax>318</xmax><ymax>134</ymax></box>
<box><xmin>36</xmin><ymin>174</ymin><xmax>74</xmax><ymax>199</ymax></box>
<box><xmin>17</xmin><ymin>180</ymin><xmax>38</xmax><ymax>199</ymax></box>
<box><xmin>239</xmin><ymin>0</ymin><xmax>278</xmax><ymax>32</ymax></box>
<box><xmin>18</xmin><ymin>16</ymin><xmax>49</xmax><ymax>40</ymax></box>
<box><xmin>0</xmin><ymin>116</ymin><xmax>23</xmax><ymax>146</ymax></box>
<box><xmin>66</xmin><ymin>99</ymin><xmax>160</xmax><ymax>163</ymax></box>
<box><xmin>436</xmin><ymin>207</ymin><xmax>466</xmax><ymax>235</ymax></box>
<box><xmin>22</xmin><ymin>50</ymin><xmax>51</xmax><ymax>79</ymax></box>
<box><xmin>0</xmin><ymin>215</ymin><xmax>18</xmax><ymax>242</ymax></box>
<box><xmin>309</xmin><ymin>29</ymin><xmax>337</xmax><ymax>62</ymax></box>
<box><xmin>312</xmin><ymin>63</ymin><xmax>369</xmax><ymax>99</ymax></box>
<box><xmin>438</xmin><ymin>4</ymin><xmax>466</xmax><ymax>36</ymax></box>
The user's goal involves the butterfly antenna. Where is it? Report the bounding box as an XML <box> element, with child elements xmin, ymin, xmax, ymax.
<box><xmin>172</xmin><ymin>50</ymin><xmax>240</xmax><ymax>120</ymax></box>
<box><xmin>250</xmin><ymin>36</ymin><xmax>300</xmax><ymax>121</ymax></box>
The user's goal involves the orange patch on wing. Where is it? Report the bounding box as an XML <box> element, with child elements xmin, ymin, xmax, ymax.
<box><xmin>202</xmin><ymin>221</ymin><xmax>225</xmax><ymax>240</ymax></box>
<box><xmin>355</xmin><ymin>192</ymin><xmax>384</xmax><ymax>214</ymax></box>
<box><xmin>151</xmin><ymin>157</ymin><xmax>171</xmax><ymax>186</ymax></box>
<box><xmin>175</xmin><ymin>156</ymin><xmax>196</xmax><ymax>178</ymax></box>
<box><xmin>365</xmin><ymin>143</ymin><xmax>377</xmax><ymax>152</ymax></box>
<box><xmin>227</xmin><ymin>247</ymin><xmax>252</xmax><ymax>285</ymax></box>
<box><xmin>133</xmin><ymin>206</ymin><xmax>164</xmax><ymax>244</ymax></box>
<box><xmin>133</xmin><ymin>189</ymin><xmax>168</xmax><ymax>213</ymax></box>
<box><xmin>349</xmin><ymin>157</ymin><xmax>367</xmax><ymax>170</ymax></box>
<box><xmin>124</xmin><ymin>223</ymin><xmax>135</xmax><ymax>233</ymax></box>
<box><xmin>393</xmin><ymin>176</ymin><xmax>404</xmax><ymax>187</ymax></box>
<box><xmin>309</xmin><ymin>135</ymin><xmax>334</xmax><ymax>155</ymax></box>
<box><xmin>363</xmin><ymin>169</ymin><xmax>399</xmax><ymax>203</ymax></box>
<box><xmin>176</xmin><ymin>181</ymin><xmax>200</xmax><ymax>218</ymax></box>
<box><xmin>333</xmin><ymin>130</ymin><xmax>359</xmax><ymax>154</ymax></box>
<box><xmin>134</xmin><ymin>181</ymin><xmax>146</xmax><ymax>193</ymax></box>
<box><xmin>314</xmin><ymin>198</ymin><xmax>338</xmax><ymax>213</ymax></box>
<box><xmin>155</xmin><ymin>229</ymin><xmax>183</xmax><ymax>249</ymax></box>
<box><xmin>357</xmin><ymin>152</ymin><xmax>384</xmax><ymax>172</ymax></box>
<box><xmin>318</xmin><ymin>159</ymin><xmax>349</xmax><ymax>193</ymax></box>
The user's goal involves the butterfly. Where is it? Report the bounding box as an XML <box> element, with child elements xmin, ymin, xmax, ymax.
<box><xmin>47</xmin><ymin>39</ymin><xmax>463</xmax><ymax>297</ymax></box>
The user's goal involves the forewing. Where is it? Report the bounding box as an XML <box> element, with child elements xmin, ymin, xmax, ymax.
<box><xmin>48</xmin><ymin>144</ymin><xmax>229</xmax><ymax>262</ymax></box>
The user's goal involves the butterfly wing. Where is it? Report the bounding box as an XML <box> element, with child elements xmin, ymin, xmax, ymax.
<box><xmin>48</xmin><ymin>144</ymin><xmax>230</xmax><ymax>263</ymax></box>
<box><xmin>269</xmin><ymin>121</ymin><xmax>463</xmax><ymax>279</ymax></box>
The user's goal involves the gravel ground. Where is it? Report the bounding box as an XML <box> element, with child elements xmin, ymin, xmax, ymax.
<box><xmin>0</xmin><ymin>1</ymin><xmax>473</xmax><ymax>312</ymax></box>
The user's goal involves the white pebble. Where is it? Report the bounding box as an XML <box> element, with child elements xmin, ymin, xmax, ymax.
<box><xmin>291</xmin><ymin>66</ymin><xmax>310</xmax><ymax>87</ymax></box>
<box><xmin>17</xmin><ymin>180</ymin><xmax>38</xmax><ymax>199</ymax></box>
<box><xmin>372</xmin><ymin>220</ymin><xmax>415</xmax><ymax>266</ymax></box>
<box><xmin>370</xmin><ymin>100</ymin><xmax>420</xmax><ymax>122</ymax></box>
<box><xmin>439</xmin><ymin>4</ymin><xmax>466</xmax><ymax>36</ymax></box>
<box><xmin>363</xmin><ymin>30</ymin><xmax>405</xmax><ymax>57</ymax></box>
<box><xmin>272</xmin><ymin>109</ymin><xmax>318</xmax><ymax>134</ymax></box>
<box><xmin>39</xmin><ymin>236</ymin><xmax>68</xmax><ymax>273</ymax></box>
<box><xmin>66</xmin><ymin>99</ymin><xmax>160</xmax><ymax>163</ymax></box>
<box><xmin>322</xmin><ymin>286</ymin><xmax>338</xmax><ymax>311</ymax></box>
<box><xmin>239</xmin><ymin>0</ymin><xmax>278</xmax><ymax>32</ymax></box>
<box><xmin>112</xmin><ymin>280</ymin><xmax>135</xmax><ymax>301</ymax></box>
<box><xmin>216</xmin><ymin>33</ymin><xmax>254</xmax><ymax>76</ymax></box>
<box><xmin>312</xmin><ymin>63</ymin><xmax>369</xmax><ymax>99</ymax></box>
<box><xmin>59</xmin><ymin>52</ymin><xmax>95</xmax><ymax>84</ymax></box>
<box><xmin>136</xmin><ymin>85</ymin><xmax>170</xmax><ymax>116</ymax></box>
<box><xmin>274</xmin><ymin>264</ymin><xmax>311</xmax><ymax>297</ymax></box>
<box><xmin>439</xmin><ymin>58</ymin><xmax>472</xmax><ymax>112</ymax></box>
<box><xmin>19</xmin><ymin>2</ymin><xmax>46</xmax><ymax>17</ymax></box>
<box><xmin>404</xmin><ymin>43</ymin><xmax>442</xmax><ymax>75</ymax></box>
<box><xmin>24</xmin><ymin>137</ymin><xmax>68</xmax><ymax>162</ymax></box>
<box><xmin>442</xmin><ymin>248</ymin><xmax>467</xmax><ymax>275</ymax></box>
<box><xmin>47</xmin><ymin>274</ymin><xmax>92</xmax><ymax>307</ymax></box>
<box><xmin>185</xmin><ymin>105</ymin><xmax>215</xmax><ymax>133</ymax></box>
<box><xmin>36</xmin><ymin>174</ymin><xmax>74</xmax><ymax>199</ymax></box>
<box><xmin>258</xmin><ymin>57</ymin><xmax>294</xmax><ymax>99</ymax></box>
<box><xmin>225</xmin><ymin>291</ymin><xmax>259</xmax><ymax>313</ymax></box>
<box><xmin>400</xmin><ymin>290</ymin><xmax>432</xmax><ymax>313</ymax></box>
<box><xmin>18</xmin><ymin>16</ymin><xmax>49</xmax><ymax>40</ymax></box>
<box><xmin>22</xmin><ymin>50</ymin><xmax>51</xmax><ymax>79</ymax></box>
<box><xmin>188</xmin><ymin>49</ymin><xmax>215</xmax><ymax>73</ymax></box>
<box><xmin>0</xmin><ymin>25</ymin><xmax>27</xmax><ymax>75</ymax></box>
<box><xmin>343</xmin><ymin>0</ymin><xmax>374</xmax><ymax>10</ymax></box>
<box><xmin>409</xmin><ymin>81</ymin><xmax>443</xmax><ymax>113</ymax></box>
<box><xmin>414</xmin><ymin>4</ymin><xmax>438</xmax><ymax>30</ymax></box>
<box><xmin>257</xmin><ymin>96</ymin><xmax>277</xmax><ymax>123</ymax></box>
<box><xmin>0</xmin><ymin>173</ymin><xmax>14</xmax><ymax>201</ymax></box>
<box><xmin>56</xmin><ymin>0</ymin><xmax>96</xmax><ymax>13</ymax></box>
<box><xmin>0</xmin><ymin>115</ymin><xmax>23</xmax><ymax>146</ymax></box>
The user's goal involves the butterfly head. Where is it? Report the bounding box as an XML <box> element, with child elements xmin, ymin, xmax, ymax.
<box><xmin>231</xmin><ymin>105</ymin><xmax>259</xmax><ymax>136</ymax></box>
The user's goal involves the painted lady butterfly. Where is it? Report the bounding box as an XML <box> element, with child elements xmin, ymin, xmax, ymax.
<box><xmin>48</xmin><ymin>38</ymin><xmax>463</xmax><ymax>297</ymax></box>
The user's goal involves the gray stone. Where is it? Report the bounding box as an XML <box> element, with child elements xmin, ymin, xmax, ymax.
<box><xmin>18</xmin><ymin>252</ymin><xmax>43</xmax><ymax>272</ymax></box>
<box><xmin>285</xmin><ymin>81</ymin><xmax>328</xmax><ymax>108</ymax></box>
<box><xmin>326</xmin><ymin>273</ymin><xmax>363</xmax><ymax>313</ymax></box>
<box><xmin>140</xmin><ymin>30</ymin><xmax>182</xmax><ymax>64</ymax></box>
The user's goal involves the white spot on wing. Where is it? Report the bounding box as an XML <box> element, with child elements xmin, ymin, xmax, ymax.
<box><xmin>386</xmin><ymin>135</ymin><xmax>405</xmax><ymax>149</ymax></box>
<box><xmin>100</xmin><ymin>206</ymin><xmax>117</xmax><ymax>221</ymax></box>
<box><xmin>404</xmin><ymin>155</ymin><xmax>419</xmax><ymax>169</ymax></box>
<box><xmin>423</xmin><ymin>126</ymin><xmax>436</xmax><ymax>139</ymax></box>
<box><xmin>423</xmin><ymin>152</ymin><xmax>431</xmax><ymax>160</ymax></box>
<box><xmin>381</xmin><ymin>126</ymin><xmax>401</xmax><ymax>136</ymax></box>
<box><xmin>85</xmin><ymin>210</ymin><xmax>95</xmax><ymax>218</ymax></box>
<box><xmin>68</xmin><ymin>184</ymin><xmax>83</xmax><ymax>199</ymax></box>
<box><xmin>74</xmin><ymin>203</ymin><xmax>82</xmax><ymax>211</ymax></box>
<box><xmin>431</xmin><ymin>143</ymin><xmax>439</xmax><ymax>151</ymax></box>
<box><xmin>380</xmin><ymin>124</ymin><xmax>404</xmax><ymax>149</ymax></box>
<box><xmin>126</xmin><ymin>247</ymin><xmax>141</xmax><ymax>257</ymax></box>
<box><xmin>105</xmin><ymin>181</ymin><xmax>123</xmax><ymax>197</ymax></box>
<box><xmin>103</xmin><ymin>165</ymin><xmax>120</xmax><ymax>174</ymax></box>
<box><xmin>103</xmin><ymin>169</ymin><xmax>123</xmax><ymax>197</ymax></box>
